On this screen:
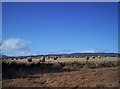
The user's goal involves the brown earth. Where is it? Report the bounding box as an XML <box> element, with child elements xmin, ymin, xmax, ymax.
<box><xmin>2</xmin><ymin>67</ymin><xmax>118</xmax><ymax>87</ymax></box>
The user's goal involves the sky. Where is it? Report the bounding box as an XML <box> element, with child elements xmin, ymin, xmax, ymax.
<box><xmin>2</xmin><ymin>2</ymin><xmax>118</xmax><ymax>56</ymax></box>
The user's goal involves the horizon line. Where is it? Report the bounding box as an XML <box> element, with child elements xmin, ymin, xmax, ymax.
<box><xmin>2</xmin><ymin>52</ymin><xmax>119</xmax><ymax>57</ymax></box>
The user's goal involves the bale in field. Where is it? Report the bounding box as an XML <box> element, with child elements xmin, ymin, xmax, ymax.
<box><xmin>50</xmin><ymin>56</ymin><xmax>54</xmax><ymax>59</ymax></box>
<box><xmin>68</xmin><ymin>56</ymin><xmax>70</xmax><ymax>58</ymax></box>
<box><xmin>27</xmin><ymin>57</ymin><xmax>32</xmax><ymax>62</ymax></box>
<box><xmin>11</xmin><ymin>58</ymin><xmax>14</xmax><ymax>60</ymax></box>
<box><xmin>54</xmin><ymin>57</ymin><xmax>58</xmax><ymax>60</ymax></box>
<box><xmin>20</xmin><ymin>57</ymin><xmax>23</xmax><ymax>60</ymax></box>
<box><xmin>75</xmin><ymin>56</ymin><xmax>79</xmax><ymax>58</ymax></box>
<box><xmin>104</xmin><ymin>56</ymin><xmax>107</xmax><ymax>57</ymax></box>
<box><xmin>98</xmin><ymin>56</ymin><xmax>101</xmax><ymax>58</ymax></box>
<box><xmin>86</xmin><ymin>56</ymin><xmax>89</xmax><ymax>62</ymax></box>
<box><xmin>39</xmin><ymin>57</ymin><xmax>45</xmax><ymax>63</ymax></box>
<box><xmin>15</xmin><ymin>57</ymin><xmax>18</xmax><ymax>60</ymax></box>
<box><xmin>92</xmin><ymin>56</ymin><xmax>95</xmax><ymax>59</ymax></box>
<box><xmin>46</xmin><ymin>57</ymin><xmax>49</xmax><ymax>59</ymax></box>
<box><xmin>46</xmin><ymin>56</ymin><xmax>50</xmax><ymax>59</ymax></box>
<box><xmin>58</xmin><ymin>56</ymin><xmax>61</xmax><ymax>58</ymax></box>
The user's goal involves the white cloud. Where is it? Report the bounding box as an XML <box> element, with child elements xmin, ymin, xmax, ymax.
<box><xmin>49</xmin><ymin>49</ymin><xmax>72</xmax><ymax>54</ymax></box>
<box><xmin>81</xmin><ymin>50</ymin><xmax>95</xmax><ymax>53</ymax></box>
<box><xmin>60</xmin><ymin>49</ymin><xmax>72</xmax><ymax>52</ymax></box>
<box><xmin>16</xmin><ymin>51</ymin><xmax>42</xmax><ymax>56</ymax></box>
<box><xmin>50</xmin><ymin>51</ymin><xmax>59</xmax><ymax>54</ymax></box>
<box><xmin>1</xmin><ymin>38</ymin><xmax>30</xmax><ymax>51</ymax></box>
<box><xmin>16</xmin><ymin>51</ymin><xmax>32</xmax><ymax>56</ymax></box>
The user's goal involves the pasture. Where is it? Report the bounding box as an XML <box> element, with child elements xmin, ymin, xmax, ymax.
<box><xmin>2</xmin><ymin>56</ymin><xmax>119</xmax><ymax>87</ymax></box>
<box><xmin>2</xmin><ymin>56</ymin><xmax>118</xmax><ymax>64</ymax></box>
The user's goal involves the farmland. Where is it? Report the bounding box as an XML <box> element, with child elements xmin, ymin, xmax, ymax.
<box><xmin>2</xmin><ymin>57</ymin><xmax>118</xmax><ymax>66</ymax></box>
<box><xmin>2</xmin><ymin>56</ymin><xmax>119</xmax><ymax>87</ymax></box>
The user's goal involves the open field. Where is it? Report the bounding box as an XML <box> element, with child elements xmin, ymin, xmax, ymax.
<box><xmin>2</xmin><ymin>67</ymin><xmax>118</xmax><ymax>87</ymax></box>
<box><xmin>2</xmin><ymin>57</ymin><xmax>118</xmax><ymax>64</ymax></box>
<box><xmin>2</xmin><ymin>57</ymin><xmax>119</xmax><ymax>87</ymax></box>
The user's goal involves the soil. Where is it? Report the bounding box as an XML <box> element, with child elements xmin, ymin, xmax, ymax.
<box><xmin>2</xmin><ymin>67</ymin><xmax>118</xmax><ymax>87</ymax></box>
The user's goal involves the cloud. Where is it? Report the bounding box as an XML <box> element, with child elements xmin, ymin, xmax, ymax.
<box><xmin>81</xmin><ymin>50</ymin><xmax>95</xmax><ymax>53</ymax></box>
<box><xmin>16</xmin><ymin>51</ymin><xmax>32</xmax><ymax>56</ymax></box>
<box><xmin>50</xmin><ymin>51</ymin><xmax>59</xmax><ymax>54</ymax></box>
<box><xmin>58</xmin><ymin>49</ymin><xmax>72</xmax><ymax>53</ymax></box>
<box><xmin>49</xmin><ymin>49</ymin><xmax>72</xmax><ymax>54</ymax></box>
<box><xmin>1</xmin><ymin>38</ymin><xmax>30</xmax><ymax>51</ymax></box>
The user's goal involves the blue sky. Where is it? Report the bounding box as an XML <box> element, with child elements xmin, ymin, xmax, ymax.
<box><xmin>2</xmin><ymin>2</ymin><xmax>118</xmax><ymax>56</ymax></box>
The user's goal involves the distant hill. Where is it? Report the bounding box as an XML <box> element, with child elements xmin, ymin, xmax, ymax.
<box><xmin>69</xmin><ymin>53</ymin><xmax>118</xmax><ymax>57</ymax></box>
<box><xmin>1</xmin><ymin>53</ymin><xmax>119</xmax><ymax>58</ymax></box>
<box><xmin>0</xmin><ymin>55</ymin><xmax>8</xmax><ymax>58</ymax></box>
<box><xmin>29</xmin><ymin>53</ymin><xmax>119</xmax><ymax>58</ymax></box>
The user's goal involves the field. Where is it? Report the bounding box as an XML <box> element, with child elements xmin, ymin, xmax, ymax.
<box><xmin>2</xmin><ymin>57</ymin><xmax>119</xmax><ymax>87</ymax></box>
<box><xmin>2</xmin><ymin>57</ymin><xmax>118</xmax><ymax>63</ymax></box>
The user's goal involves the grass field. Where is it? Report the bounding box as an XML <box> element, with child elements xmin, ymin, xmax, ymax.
<box><xmin>2</xmin><ymin>67</ymin><xmax>118</xmax><ymax>87</ymax></box>
<box><xmin>2</xmin><ymin>57</ymin><xmax>118</xmax><ymax>64</ymax></box>
<box><xmin>2</xmin><ymin>57</ymin><xmax>119</xmax><ymax>87</ymax></box>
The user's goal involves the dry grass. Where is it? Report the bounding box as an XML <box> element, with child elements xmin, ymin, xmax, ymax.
<box><xmin>2</xmin><ymin>67</ymin><xmax>118</xmax><ymax>87</ymax></box>
<box><xmin>2</xmin><ymin>57</ymin><xmax>118</xmax><ymax>64</ymax></box>
<box><xmin>2</xmin><ymin>57</ymin><xmax>119</xmax><ymax>87</ymax></box>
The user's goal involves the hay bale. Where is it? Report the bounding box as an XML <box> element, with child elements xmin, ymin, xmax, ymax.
<box><xmin>39</xmin><ymin>57</ymin><xmax>45</xmax><ymax>63</ymax></box>
<box><xmin>27</xmin><ymin>57</ymin><xmax>32</xmax><ymax>62</ymax></box>
<box><xmin>54</xmin><ymin>57</ymin><xmax>58</xmax><ymax>60</ymax></box>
